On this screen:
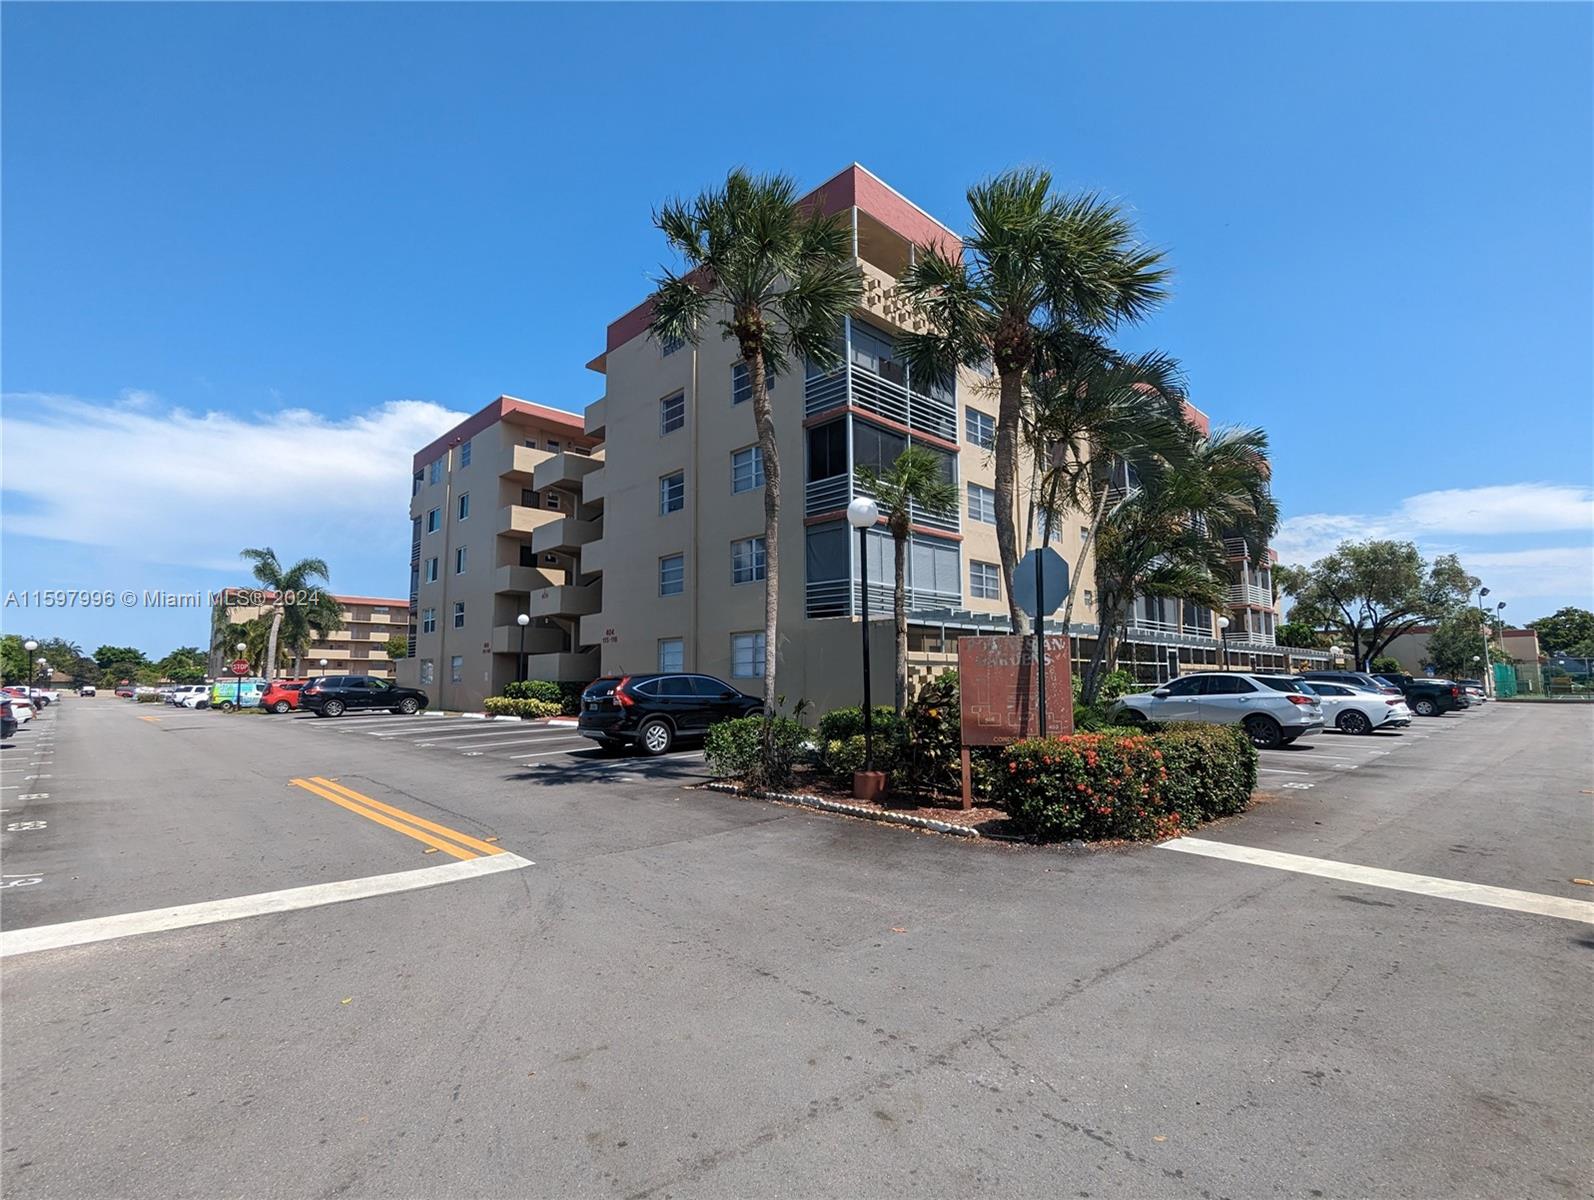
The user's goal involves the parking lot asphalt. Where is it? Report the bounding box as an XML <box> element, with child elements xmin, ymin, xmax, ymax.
<box><xmin>2</xmin><ymin>697</ymin><xmax>1589</xmax><ymax>1199</ymax></box>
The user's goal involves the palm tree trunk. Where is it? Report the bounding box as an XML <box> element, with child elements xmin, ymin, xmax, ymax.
<box><xmin>893</xmin><ymin>529</ymin><xmax>908</xmax><ymax>714</ymax></box>
<box><xmin>264</xmin><ymin>606</ymin><xmax>284</xmax><ymax>684</ymax></box>
<box><xmin>748</xmin><ymin>353</ymin><xmax>780</xmax><ymax>712</ymax></box>
<box><xmin>993</xmin><ymin>367</ymin><xmax>1031</xmax><ymax>636</ymax></box>
<box><xmin>1061</xmin><ymin>482</ymin><xmax>1113</xmax><ymax>632</ymax></box>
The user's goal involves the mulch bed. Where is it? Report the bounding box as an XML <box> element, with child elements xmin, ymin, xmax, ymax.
<box><xmin>761</xmin><ymin>764</ymin><xmax>1018</xmax><ymax>838</ymax></box>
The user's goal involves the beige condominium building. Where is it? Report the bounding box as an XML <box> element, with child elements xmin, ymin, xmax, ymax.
<box><xmin>217</xmin><ymin>591</ymin><xmax>408</xmax><ymax>679</ymax></box>
<box><xmin>401</xmin><ymin>164</ymin><xmax>1323</xmax><ymax>713</ymax></box>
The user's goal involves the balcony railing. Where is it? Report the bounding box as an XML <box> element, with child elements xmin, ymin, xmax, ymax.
<box><xmin>804</xmin><ymin>578</ymin><xmax>962</xmax><ymax>619</ymax></box>
<box><xmin>804</xmin><ymin>364</ymin><xmax>957</xmax><ymax>443</ymax></box>
<box><xmin>1224</xmin><ymin>627</ymin><xmax>1277</xmax><ymax>647</ymax></box>
<box><xmin>1226</xmin><ymin>583</ymin><xmax>1274</xmax><ymax>608</ymax></box>
<box><xmin>804</xmin><ymin>473</ymin><xmax>960</xmax><ymax>533</ymax></box>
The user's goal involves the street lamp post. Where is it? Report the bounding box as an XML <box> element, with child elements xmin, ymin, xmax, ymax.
<box><xmin>235</xmin><ymin>641</ymin><xmax>248</xmax><ymax>710</ymax></box>
<box><xmin>516</xmin><ymin>613</ymin><xmax>531</xmax><ymax>682</ymax></box>
<box><xmin>847</xmin><ymin>496</ymin><xmax>880</xmax><ymax>787</ymax></box>
<box><xmin>22</xmin><ymin>639</ymin><xmax>38</xmax><ymax>689</ymax></box>
<box><xmin>1476</xmin><ymin>586</ymin><xmax>1493</xmax><ymax>697</ymax></box>
<box><xmin>318</xmin><ymin>657</ymin><xmax>329</xmax><ymax>678</ymax></box>
<box><xmin>1217</xmin><ymin>616</ymin><xmax>1230</xmax><ymax>670</ymax></box>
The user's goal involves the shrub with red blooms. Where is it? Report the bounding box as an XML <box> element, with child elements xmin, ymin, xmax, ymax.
<box><xmin>991</xmin><ymin>724</ymin><xmax>1255</xmax><ymax>842</ymax></box>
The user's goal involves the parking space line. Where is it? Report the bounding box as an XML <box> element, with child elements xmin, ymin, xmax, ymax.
<box><xmin>409</xmin><ymin>727</ymin><xmax>576</xmax><ymax>746</ymax></box>
<box><xmin>1161</xmin><ymin>837</ymin><xmax>1594</xmax><ymax>925</ymax></box>
<box><xmin>1258</xmin><ymin>767</ymin><xmax>1312</xmax><ymax>776</ymax></box>
<box><xmin>0</xmin><ymin>853</ymin><xmax>535</xmax><ymax>958</ymax></box>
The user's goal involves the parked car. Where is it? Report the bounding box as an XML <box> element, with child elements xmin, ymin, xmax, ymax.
<box><xmin>1112</xmin><ymin>672</ymin><xmax>1324</xmax><ymax>749</ymax></box>
<box><xmin>1373</xmin><ymin>673</ymin><xmax>1464</xmax><ymax>717</ymax></box>
<box><xmin>1300</xmin><ymin>682</ymin><xmax>1413</xmax><ymax>734</ymax></box>
<box><xmin>28</xmin><ymin>688</ymin><xmax>55</xmax><ymax>707</ymax></box>
<box><xmin>179</xmin><ymin>690</ymin><xmax>210</xmax><ymax>709</ymax></box>
<box><xmin>79</xmin><ymin>684</ymin><xmax>96</xmax><ymax>696</ymax></box>
<box><xmin>114</xmin><ymin>685</ymin><xmax>135</xmax><ymax>698</ymax></box>
<box><xmin>299</xmin><ymin>675</ymin><xmax>429</xmax><ymax>717</ymax></box>
<box><xmin>210</xmin><ymin>678</ymin><xmax>266</xmax><ymax>711</ymax></box>
<box><xmin>6</xmin><ymin>694</ymin><xmax>35</xmax><ymax>724</ymax></box>
<box><xmin>166</xmin><ymin>684</ymin><xmax>209</xmax><ymax>706</ymax></box>
<box><xmin>1</xmin><ymin>698</ymin><xmax>17</xmax><ymax>741</ymax></box>
<box><xmin>1303</xmin><ymin>670</ymin><xmax>1403</xmax><ymax>697</ymax></box>
<box><xmin>1457</xmin><ymin>679</ymin><xmax>1489</xmax><ymax>702</ymax></box>
<box><xmin>578</xmin><ymin>673</ymin><xmax>766</xmax><ymax>755</ymax></box>
<box><xmin>259</xmin><ymin>680</ymin><xmax>308</xmax><ymax>714</ymax></box>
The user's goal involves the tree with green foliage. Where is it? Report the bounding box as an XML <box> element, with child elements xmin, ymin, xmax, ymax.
<box><xmin>93</xmin><ymin>644</ymin><xmax>151</xmax><ymax>685</ymax></box>
<box><xmin>156</xmin><ymin>646</ymin><xmax>209</xmax><ymax>682</ymax></box>
<box><xmin>1423</xmin><ymin>607</ymin><xmax>1508</xmax><ymax>677</ymax></box>
<box><xmin>648</xmin><ymin>169</ymin><xmax>862</xmax><ymax>716</ymax></box>
<box><xmin>1275</xmin><ymin>541</ymin><xmax>1474</xmax><ymax>670</ymax></box>
<box><xmin>1527</xmin><ymin>607</ymin><xmax>1594</xmax><ymax>657</ymax></box>
<box><xmin>857</xmin><ymin>447</ymin><xmax>959</xmax><ymax>713</ymax></box>
<box><xmin>384</xmin><ymin>634</ymin><xmax>408</xmax><ymax>662</ymax></box>
<box><xmin>0</xmin><ymin>635</ymin><xmax>31</xmax><ymax>684</ymax></box>
<box><xmin>1371</xmin><ymin>656</ymin><xmax>1404</xmax><ymax>674</ymax></box>
<box><xmin>899</xmin><ymin>168</ymin><xmax>1170</xmax><ymax>633</ymax></box>
<box><xmin>282</xmin><ymin>590</ymin><xmax>345</xmax><ymax>676</ymax></box>
<box><xmin>239</xmin><ymin>547</ymin><xmax>331</xmax><ymax>683</ymax></box>
<box><xmin>1275</xmin><ymin>620</ymin><xmax>1325</xmax><ymax>650</ymax></box>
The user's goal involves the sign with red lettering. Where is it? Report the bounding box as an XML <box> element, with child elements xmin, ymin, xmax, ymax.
<box><xmin>957</xmin><ymin>635</ymin><xmax>1073</xmax><ymax>746</ymax></box>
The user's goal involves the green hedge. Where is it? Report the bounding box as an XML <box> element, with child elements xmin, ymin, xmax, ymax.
<box><xmin>483</xmin><ymin>696</ymin><xmax>562</xmax><ymax>719</ymax></box>
<box><xmin>502</xmin><ymin>679</ymin><xmax>584</xmax><ymax>715</ymax></box>
<box><xmin>991</xmin><ymin>723</ymin><xmax>1256</xmax><ymax>842</ymax></box>
<box><xmin>704</xmin><ymin>715</ymin><xmax>808</xmax><ymax>791</ymax></box>
<box><xmin>816</xmin><ymin>705</ymin><xmax>904</xmax><ymax>780</ymax></box>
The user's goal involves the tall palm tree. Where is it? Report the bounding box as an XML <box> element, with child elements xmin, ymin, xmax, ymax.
<box><xmin>1082</xmin><ymin>426</ymin><xmax>1278</xmax><ymax>703</ymax></box>
<box><xmin>855</xmin><ymin>447</ymin><xmax>959</xmax><ymax>713</ymax></box>
<box><xmin>648</xmin><ymin>170</ymin><xmax>862</xmax><ymax>716</ymax></box>
<box><xmin>1024</xmin><ymin>343</ymin><xmax>1190</xmax><ymax>632</ymax></box>
<box><xmin>283</xmin><ymin>591</ymin><xmax>345</xmax><ymax>677</ymax></box>
<box><xmin>898</xmin><ymin>168</ymin><xmax>1170</xmax><ymax>634</ymax></box>
<box><xmin>239</xmin><ymin>548</ymin><xmax>331</xmax><ymax>684</ymax></box>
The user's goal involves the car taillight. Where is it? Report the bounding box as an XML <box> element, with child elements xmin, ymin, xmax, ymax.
<box><xmin>1286</xmin><ymin>694</ymin><xmax>1314</xmax><ymax>706</ymax></box>
<box><xmin>1450</xmin><ymin>686</ymin><xmax>1459</xmax><ymax>697</ymax></box>
<box><xmin>614</xmin><ymin>676</ymin><xmax>635</xmax><ymax>707</ymax></box>
<box><xmin>304</xmin><ymin>686</ymin><xmax>319</xmax><ymax>695</ymax></box>
<box><xmin>1386</xmin><ymin>699</ymin><xmax>1402</xmax><ymax>706</ymax></box>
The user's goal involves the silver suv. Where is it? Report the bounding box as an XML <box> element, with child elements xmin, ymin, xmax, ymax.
<box><xmin>1112</xmin><ymin>672</ymin><xmax>1324</xmax><ymax>749</ymax></box>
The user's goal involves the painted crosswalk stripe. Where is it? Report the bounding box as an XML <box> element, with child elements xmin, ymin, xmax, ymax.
<box><xmin>1160</xmin><ymin>837</ymin><xmax>1594</xmax><ymax>924</ymax></box>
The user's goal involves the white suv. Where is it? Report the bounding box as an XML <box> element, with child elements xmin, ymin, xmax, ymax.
<box><xmin>1112</xmin><ymin>672</ymin><xmax>1325</xmax><ymax>749</ymax></box>
<box><xmin>167</xmin><ymin>684</ymin><xmax>209</xmax><ymax>707</ymax></box>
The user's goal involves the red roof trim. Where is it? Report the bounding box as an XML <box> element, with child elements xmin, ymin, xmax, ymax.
<box><xmin>411</xmin><ymin>396</ymin><xmax>587</xmax><ymax>471</ymax></box>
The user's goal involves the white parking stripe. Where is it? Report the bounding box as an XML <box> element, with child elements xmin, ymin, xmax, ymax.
<box><xmin>1258</xmin><ymin>767</ymin><xmax>1311</xmax><ymax>776</ymax></box>
<box><xmin>462</xmin><ymin>737</ymin><xmax>590</xmax><ymax>754</ymax></box>
<box><xmin>409</xmin><ymin>727</ymin><xmax>574</xmax><ymax>745</ymax></box>
<box><xmin>1161</xmin><ymin>837</ymin><xmax>1594</xmax><ymax>925</ymax></box>
<box><xmin>0</xmin><ymin>853</ymin><xmax>537</xmax><ymax>957</ymax></box>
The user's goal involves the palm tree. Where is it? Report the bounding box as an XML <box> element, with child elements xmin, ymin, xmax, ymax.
<box><xmin>1024</xmin><ymin>342</ymin><xmax>1190</xmax><ymax>632</ymax></box>
<box><xmin>898</xmin><ymin>168</ymin><xmax>1170</xmax><ymax>634</ymax></box>
<box><xmin>239</xmin><ymin>548</ymin><xmax>331</xmax><ymax>684</ymax></box>
<box><xmin>648</xmin><ymin>170</ymin><xmax>862</xmax><ymax>715</ymax></box>
<box><xmin>855</xmin><ymin>447</ymin><xmax>959</xmax><ymax>713</ymax></box>
<box><xmin>1082</xmin><ymin>426</ymin><xmax>1278</xmax><ymax>703</ymax></box>
<box><xmin>283</xmin><ymin>591</ymin><xmax>345</xmax><ymax>677</ymax></box>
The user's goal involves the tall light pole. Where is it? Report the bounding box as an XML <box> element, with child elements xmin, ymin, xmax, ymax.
<box><xmin>22</xmin><ymin>639</ymin><xmax>38</xmax><ymax>687</ymax></box>
<box><xmin>1217</xmin><ymin>616</ymin><xmax>1230</xmax><ymax>670</ymax></box>
<box><xmin>318</xmin><ymin>657</ymin><xmax>329</xmax><ymax>679</ymax></box>
<box><xmin>847</xmin><ymin>495</ymin><xmax>880</xmax><ymax>785</ymax></box>
<box><xmin>1475</xmin><ymin>586</ymin><xmax>1493</xmax><ymax>696</ymax></box>
<box><xmin>516</xmin><ymin>613</ymin><xmax>530</xmax><ymax>682</ymax></box>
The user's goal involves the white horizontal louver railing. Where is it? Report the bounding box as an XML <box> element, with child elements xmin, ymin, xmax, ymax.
<box><xmin>805</xmin><ymin>475</ymin><xmax>851</xmax><ymax>517</ymax></box>
<box><xmin>1127</xmin><ymin>617</ymin><xmax>1182</xmax><ymax>635</ymax></box>
<box><xmin>805</xmin><ymin>579</ymin><xmax>851</xmax><ymax>618</ymax></box>
<box><xmin>1226</xmin><ymin>583</ymin><xmax>1274</xmax><ymax>607</ymax></box>
<box><xmin>804</xmin><ymin>365</ymin><xmax>958</xmax><ymax>443</ymax></box>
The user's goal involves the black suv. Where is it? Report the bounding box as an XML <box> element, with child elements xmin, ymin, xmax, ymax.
<box><xmin>300</xmin><ymin>675</ymin><xmax>430</xmax><ymax>718</ymax></box>
<box><xmin>1302</xmin><ymin>670</ymin><xmax>1403</xmax><ymax>696</ymax></box>
<box><xmin>578</xmin><ymin>673</ymin><xmax>762</xmax><ymax>755</ymax></box>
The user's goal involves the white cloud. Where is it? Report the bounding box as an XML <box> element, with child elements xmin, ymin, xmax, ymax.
<box><xmin>1456</xmin><ymin>547</ymin><xmax>1594</xmax><ymax>601</ymax></box>
<box><xmin>1</xmin><ymin>391</ymin><xmax>467</xmax><ymax>574</ymax></box>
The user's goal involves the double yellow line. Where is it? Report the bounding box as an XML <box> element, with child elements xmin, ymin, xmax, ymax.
<box><xmin>290</xmin><ymin>776</ymin><xmax>503</xmax><ymax>861</ymax></box>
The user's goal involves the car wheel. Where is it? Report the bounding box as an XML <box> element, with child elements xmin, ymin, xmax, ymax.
<box><xmin>1243</xmin><ymin>714</ymin><xmax>1283</xmax><ymax>750</ymax></box>
<box><xmin>323</xmin><ymin>698</ymin><xmax>346</xmax><ymax>718</ymax></box>
<box><xmin>397</xmin><ymin>697</ymin><xmax>420</xmax><ymax>715</ymax></box>
<box><xmin>272</xmin><ymin>700</ymin><xmax>291</xmax><ymax>714</ymax></box>
<box><xmin>1117</xmin><ymin>709</ymin><xmax>1148</xmax><ymax>727</ymax></box>
<box><xmin>639</xmin><ymin>718</ymin><xmax>673</xmax><ymax>756</ymax></box>
<box><xmin>219</xmin><ymin>700</ymin><xmax>235</xmax><ymax>712</ymax></box>
<box><xmin>1413</xmin><ymin>698</ymin><xmax>1438</xmax><ymax>717</ymax></box>
<box><xmin>1337</xmin><ymin>709</ymin><xmax>1372</xmax><ymax>736</ymax></box>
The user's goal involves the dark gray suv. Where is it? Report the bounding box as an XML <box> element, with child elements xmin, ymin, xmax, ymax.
<box><xmin>578</xmin><ymin>673</ymin><xmax>762</xmax><ymax>755</ymax></box>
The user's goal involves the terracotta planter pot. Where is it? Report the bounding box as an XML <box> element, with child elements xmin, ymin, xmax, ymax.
<box><xmin>852</xmin><ymin>770</ymin><xmax>888</xmax><ymax>802</ymax></box>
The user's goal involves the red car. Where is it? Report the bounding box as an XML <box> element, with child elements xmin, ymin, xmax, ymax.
<box><xmin>259</xmin><ymin>680</ymin><xmax>309</xmax><ymax>714</ymax></box>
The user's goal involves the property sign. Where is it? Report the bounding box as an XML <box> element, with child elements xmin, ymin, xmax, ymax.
<box><xmin>957</xmin><ymin>635</ymin><xmax>1073</xmax><ymax>747</ymax></box>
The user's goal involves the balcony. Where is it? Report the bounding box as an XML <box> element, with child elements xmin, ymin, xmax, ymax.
<box><xmin>502</xmin><ymin>443</ymin><xmax>553</xmax><ymax>484</ymax></box>
<box><xmin>532</xmin><ymin>516</ymin><xmax>601</xmax><ymax>556</ymax></box>
<box><xmin>490</xmin><ymin>623</ymin><xmax>567</xmax><ymax>655</ymax></box>
<box><xmin>1224</xmin><ymin>627</ymin><xmax>1277</xmax><ymax>647</ymax></box>
<box><xmin>584</xmin><ymin>397</ymin><xmax>607</xmax><ymax>439</ymax></box>
<box><xmin>582</xmin><ymin>464</ymin><xmax>608</xmax><ymax>506</ymax></box>
<box><xmin>804</xmin><ymin>364</ymin><xmax>958</xmax><ymax>443</ymax></box>
<box><xmin>533</xmin><ymin>451</ymin><xmax>603</xmax><ymax>494</ymax></box>
<box><xmin>529</xmin><ymin>582</ymin><xmax>601</xmax><ymax>620</ymax></box>
<box><xmin>1224</xmin><ymin>537</ymin><xmax>1257</xmax><ymax>561</ymax></box>
<box><xmin>493</xmin><ymin>564</ymin><xmax>562</xmax><ymax>595</ymax></box>
<box><xmin>578</xmin><ymin>612</ymin><xmax>607</xmax><ymax>648</ymax></box>
<box><xmin>498</xmin><ymin>503</ymin><xmax>563</xmax><ymax>538</ymax></box>
<box><xmin>804</xmin><ymin>578</ymin><xmax>961</xmax><ymax>620</ymax></box>
<box><xmin>524</xmin><ymin>650</ymin><xmax>600</xmax><ymax>683</ymax></box>
<box><xmin>804</xmin><ymin>473</ymin><xmax>961</xmax><ymax>534</ymax></box>
<box><xmin>1226</xmin><ymin>583</ymin><xmax>1274</xmax><ymax>608</ymax></box>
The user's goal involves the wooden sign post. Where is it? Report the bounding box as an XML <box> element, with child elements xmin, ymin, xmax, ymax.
<box><xmin>956</xmin><ymin>635</ymin><xmax>1073</xmax><ymax>809</ymax></box>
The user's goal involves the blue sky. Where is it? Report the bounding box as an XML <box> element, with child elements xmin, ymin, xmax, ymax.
<box><xmin>3</xmin><ymin>2</ymin><xmax>1591</xmax><ymax>655</ymax></box>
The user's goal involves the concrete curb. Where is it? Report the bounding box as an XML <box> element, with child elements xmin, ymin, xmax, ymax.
<box><xmin>703</xmin><ymin>781</ymin><xmax>982</xmax><ymax>839</ymax></box>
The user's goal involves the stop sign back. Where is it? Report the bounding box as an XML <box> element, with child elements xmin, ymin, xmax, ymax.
<box><xmin>230</xmin><ymin>659</ymin><xmax>250</xmax><ymax>676</ymax></box>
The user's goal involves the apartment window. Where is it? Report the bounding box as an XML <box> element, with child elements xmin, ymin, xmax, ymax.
<box><xmin>1183</xmin><ymin>600</ymin><xmax>1208</xmax><ymax>634</ymax></box>
<box><xmin>970</xmin><ymin>560</ymin><xmax>1000</xmax><ymax>600</ymax></box>
<box><xmin>658</xmin><ymin>639</ymin><xmax>684</xmax><ymax>674</ymax></box>
<box><xmin>1080</xmin><ymin>526</ymin><xmax>1090</xmax><ymax>542</ymax></box>
<box><xmin>546</xmin><ymin>440</ymin><xmax>560</xmax><ymax>453</ymax></box>
<box><xmin>807</xmin><ymin>420</ymin><xmax>847</xmax><ymax>481</ymax></box>
<box><xmin>731</xmin><ymin>360</ymin><xmax>777</xmax><ymax>405</ymax></box>
<box><xmin>419</xmin><ymin>659</ymin><xmax>435</xmax><ymax>685</ymax></box>
<box><xmin>968</xmin><ymin>483</ymin><xmax>997</xmax><ymax>525</ymax></box>
<box><xmin>429</xmin><ymin>458</ymin><xmax>442</xmax><ymax>484</ymax></box>
<box><xmin>449</xmin><ymin>655</ymin><xmax>463</xmax><ymax>683</ymax></box>
<box><xmin>545</xmin><ymin>491</ymin><xmax>561</xmax><ymax>510</ymax></box>
<box><xmin>731</xmin><ymin>632</ymin><xmax>766</xmax><ymax>679</ymax></box>
<box><xmin>659</xmin><ymin>554</ymin><xmax>685</xmax><ymax>596</ymax></box>
<box><xmin>426</xmin><ymin>508</ymin><xmax>440</xmax><ymax>533</ymax></box>
<box><xmin>412</xmin><ymin>469</ymin><xmax>424</xmax><ymax>497</ymax></box>
<box><xmin>521</xmin><ymin>488</ymin><xmax>536</xmax><ymax>506</ymax></box>
<box><xmin>1083</xmin><ymin>589</ymin><xmax>1094</xmax><ymax>608</ymax></box>
<box><xmin>661</xmin><ymin>334</ymin><xmax>684</xmax><ymax>357</ymax></box>
<box><xmin>852</xmin><ymin>420</ymin><xmax>907</xmax><ymax>476</ymax></box>
<box><xmin>731</xmin><ymin>445</ymin><xmax>765</xmax><ymax>493</ymax></box>
<box><xmin>424</xmin><ymin>557</ymin><xmax>439</xmax><ymax>584</ymax></box>
<box><xmin>965</xmin><ymin>408</ymin><xmax>995</xmax><ymax>450</ymax></box>
<box><xmin>660</xmin><ymin>391</ymin><xmax>686</xmax><ymax>435</ymax></box>
<box><xmin>454</xmin><ymin>546</ymin><xmax>467</xmax><ymax>575</ymax></box>
<box><xmin>660</xmin><ymin>470</ymin><xmax>685</xmax><ymax>515</ymax></box>
<box><xmin>457</xmin><ymin>492</ymin><xmax>470</xmax><ymax>520</ymax></box>
<box><xmin>731</xmin><ymin>536</ymin><xmax>767</xmax><ymax>585</ymax></box>
<box><xmin>421</xmin><ymin>608</ymin><xmax>437</xmax><ymax>634</ymax></box>
<box><xmin>459</xmin><ymin>439</ymin><xmax>472</xmax><ymax>467</ymax></box>
<box><xmin>452</xmin><ymin>601</ymin><xmax>465</xmax><ymax>629</ymax></box>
